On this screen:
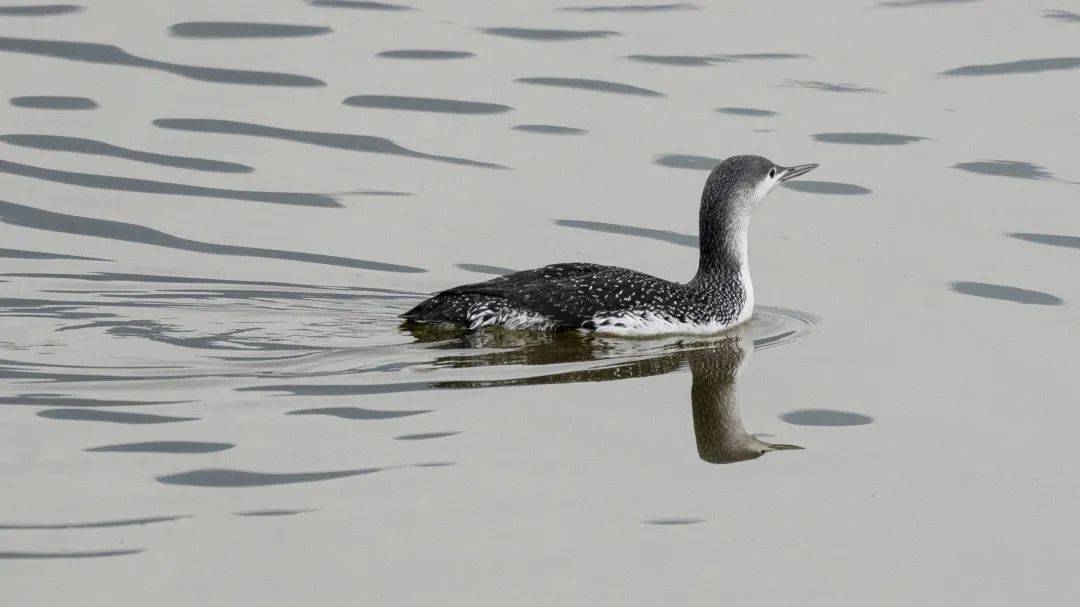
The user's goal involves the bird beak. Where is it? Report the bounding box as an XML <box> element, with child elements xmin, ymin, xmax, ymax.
<box><xmin>764</xmin><ymin>443</ymin><xmax>804</xmax><ymax>451</ymax></box>
<box><xmin>779</xmin><ymin>163</ymin><xmax>818</xmax><ymax>181</ymax></box>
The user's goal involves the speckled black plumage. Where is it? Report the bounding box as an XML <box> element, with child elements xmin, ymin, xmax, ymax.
<box><xmin>403</xmin><ymin>155</ymin><xmax>813</xmax><ymax>332</ymax></box>
<box><xmin>402</xmin><ymin>262</ymin><xmax>747</xmax><ymax>330</ymax></box>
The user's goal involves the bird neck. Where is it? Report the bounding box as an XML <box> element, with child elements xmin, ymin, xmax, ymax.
<box><xmin>690</xmin><ymin>211</ymin><xmax>751</xmax><ymax>288</ymax></box>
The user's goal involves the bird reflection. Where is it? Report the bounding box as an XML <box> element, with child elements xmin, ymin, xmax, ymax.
<box><xmin>403</xmin><ymin>323</ymin><xmax>802</xmax><ymax>464</ymax></box>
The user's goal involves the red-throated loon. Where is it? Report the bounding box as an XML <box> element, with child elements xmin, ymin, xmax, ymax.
<box><xmin>402</xmin><ymin>155</ymin><xmax>817</xmax><ymax>336</ymax></box>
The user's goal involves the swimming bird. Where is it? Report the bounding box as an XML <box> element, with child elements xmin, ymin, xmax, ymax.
<box><xmin>402</xmin><ymin>155</ymin><xmax>816</xmax><ymax>336</ymax></box>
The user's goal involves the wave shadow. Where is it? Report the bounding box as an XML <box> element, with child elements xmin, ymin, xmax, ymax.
<box><xmin>455</xmin><ymin>263</ymin><xmax>516</xmax><ymax>275</ymax></box>
<box><xmin>0</xmin><ymin>515</ymin><xmax>186</xmax><ymax>529</ymax></box>
<box><xmin>10</xmin><ymin>95</ymin><xmax>96</xmax><ymax>109</ymax></box>
<box><xmin>0</xmin><ymin>36</ymin><xmax>324</xmax><ymax>87</ymax></box>
<box><xmin>716</xmin><ymin>107</ymin><xmax>777</xmax><ymax>117</ymax></box>
<box><xmin>1009</xmin><ymin>233</ymin><xmax>1080</xmax><ymax>250</ymax></box>
<box><xmin>343</xmin><ymin>95</ymin><xmax>511</xmax><ymax>114</ymax></box>
<box><xmin>952</xmin><ymin>160</ymin><xmax>1053</xmax><ymax>180</ymax></box>
<box><xmin>234</xmin><ymin>509</ymin><xmax>313</xmax><ymax>516</ymax></box>
<box><xmin>156</xmin><ymin>467</ymin><xmax>383</xmax><ymax>487</ymax></box>
<box><xmin>86</xmin><ymin>441</ymin><xmax>235</xmax><ymax>453</ymax></box>
<box><xmin>626</xmin><ymin>54</ymin><xmax>729</xmax><ymax>67</ymax></box>
<box><xmin>555</xmin><ymin>218</ymin><xmax>697</xmax><ymax>247</ymax></box>
<box><xmin>377</xmin><ymin>49</ymin><xmax>473</xmax><ymax>60</ymax></box>
<box><xmin>941</xmin><ymin>57</ymin><xmax>1080</xmax><ymax>76</ymax></box>
<box><xmin>813</xmin><ymin>132</ymin><xmax>927</xmax><ymax>145</ymax></box>
<box><xmin>153</xmin><ymin>118</ymin><xmax>504</xmax><ymax>169</ymax></box>
<box><xmin>1044</xmin><ymin>9</ymin><xmax>1080</xmax><ymax>22</ymax></box>
<box><xmin>516</xmin><ymin>77</ymin><xmax>663</xmax><ymax>97</ymax></box>
<box><xmin>511</xmin><ymin>124</ymin><xmax>586</xmax><ymax>135</ymax></box>
<box><xmin>481</xmin><ymin>27</ymin><xmax>618</xmax><ymax>41</ymax></box>
<box><xmin>781</xmin><ymin>181</ymin><xmax>872</xmax><ymax>195</ymax></box>
<box><xmin>0</xmin><ymin>394</ymin><xmax>187</xmax><ymax>407</ymax></box>
<box><xmin>37</xmin><ymin>408</ymin><xmax>199</xmax><ymax>424</ymax></box>
<box><xmin>0</xmin><ymin>200</ymin><xmax>427</xmax><ymax>273</ymax></box>
<box><xmin>0</xmin><ymin>549</ymin><xmax>143</xmax><ymax>559</ymax></box>
<box><xmin>560</xmin><ymin>3</ymin><xmax>697</xmax><ymax>12</ymax></box>
<box><xmin>0</xmin><ymin>157</ymin><xmax>334</xmax><ymax>207</ymax></box>
<box><xmin>395</xmin><ymin>432</ymin><xmax>460</xmax><ymax>440</ymax></box>
<box><xmin>0</xmin><ymin>4</ymin><xmax>82</xmax><ymax>16</ymax></box>
<box><xmin>780</xmin><ymin>409</ymin><xmax>873</xmax><ymax>426</ymax></box>
<box><xmin>170</xmin><ymin>22</ymin><xmax>332</xmax><ymax>38</ymax></box>
<box><xmin>654</xmin><ymin>153</ymin><xmax>719</xmax><ymax>170</ymax></box>
<box><xmin>950</xmin><ymin>281</ymin><xmax>1064</xmax><ymax>305</ymax></box>
<box><xmin>879</xmin><ymin>0</ymin><xmax>978</xmax><ymax>6</ymax></box>
<box><xmin>308</xmin><ymin>0</ymin><xmax>413</xmax><ymax>9</ymax></box>
<box><xmin>286</xmin><ymin>406</ymin><xmax>431</xmax><ymax>419</ymax></box>
<box><xmin>0</xmin><ymin>134</ymin><xmax>253</xmax><ymax>173</ymax></box>
<box><xmin>782</xmin><ymin>79</ymin><xmax>884</xmax><ymax>93</ymax></box>
<box><xmin>0</xmin><ymin>247</ymin><xmax>108</xmax><ymax>261</ymax></box>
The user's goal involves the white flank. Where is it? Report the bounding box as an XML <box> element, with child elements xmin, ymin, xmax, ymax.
<box><xmin>589</xmin><ymin>310</ymin><xmax>747</xmax><ymax>337</ymax></box>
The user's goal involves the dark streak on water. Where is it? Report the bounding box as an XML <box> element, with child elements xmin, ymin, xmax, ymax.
<box><xmin>0</xmin><ymin>247</ymin><xmax>108</xmax><ymax>261</ymax></box>
<box><xmin>782</xmin><ymin>181</ymin><xmax>872</xmax><ymax>195</ymax></box>
<box><xmin>555</xmin><ymin>218</ymin><xmax>697</xmax><ymax>248</ymax></box>
<box><xmin>952</xmin><ymin>160</ymin><xmax>1053</xmax><ymax>180</ymax></box>
<box><xmin>780</xmin><ymin>409</ymin><xmax>873</xmax><ymax>426</ymax></box>
<box><xmin>654</xmin><ymin>154</ymin><xmax>720</xmax><ymax>170</ymax></box>
<box><xmin>1009</xmin><ymin>233</ymin><xmax>1080</xmax><ymax>250</ymax></box>
<box><xmin>560</xmin><ymin>3</ymin><xmax>697</xmax><ymax>12</ymax></box>
<box><xmin>516</xmin><ymin>77</ymin><xmax>663</xmax><ymax>97</ymax></box>
<box><xmin>377</xmin><ymin>50</ymin><xmax>474</xmax><ymax>60</ymax></box>
<box><xmin>0</xmin><ymin>36</ymin><xmax>325</xmax><ymax>87</ymax></box>
<box><xmin>286</xmin><ymin>406</ymin><xmax>431</xmax><ymax>419</ymax></box>
<box><xmin>0</xmin><ymin>515</ymin><xmax>186</xmax><ymax>529</ymax></box>
<box><xmin>395</xmin><ymin>432</ymin><xmax>460</xmax><ymax>440</ymax></box>
<box><xmin>941</xmin><ymin>58</ymin><xmax>1080</xmax><ymax>76</ymax></box>
<box><xmin>456</xmin><ymin>263</ymin><xmax>516</xmax><ymax>275</ymax></box>
<box><xmin>0</xmin><ymin>549</ymin><xmax>144</xmax><ymax>559</ymax></box>
<box><xmin>0</xmin><ymin>4</ymin><xmax>82</xmax><ymax>16</ymax></box>
<box><xmin>0</xmin><ymin>158</ymin><xmax>335</xmax><ymax>207</ymax></box>
<box><xmin>0</xmin><ymin>394</ymin><xmax>188</xmax><ymax>407</ymax></box>
<box><xmin>86</xmin><ymin>441</ymin><xmax>235</xmax><ymax>453</ymax></box>
<box><xmin>511</xmin><ymin>124</ymin><xmax>586</xmax><ymax>135</ymax></box>
<box><xmin>10</xmin><ymin>95</ymin><xmax>96</xmax><ymax>109</ymax></box>
<box><xmin>308</xmin><ymin>0</ymin><xmax>412</xmax><ymax>10</ymax></box>
<box><xmin>716</xmin><ymin>107</ymin><xmax>777</xmax><ymax>117</ymax></box>
<box><xmin>626</xmin><ymin>54</ymin><xmax>728</xmax><ymax>66</ymax></box>
<box><xmin>950</xmin><ymin>281</ymin><xmax>1064</xmax><ymax>305</ymax></box>
<box><xmin>243</xmin><ymin>382</ymin><xmax>435</xmax><ymax>396</ymax></box>
<box><xmin>234</xmin><ymin>509</ymin><xmax>313</xmax><ymax>516</ymax></box>
<box><xmin>157</xmin><ymin>467</ymin><xmax>383</xmax><ymax>487</ymax></box>
<box><xmin>879</xmin><ymin>0</ymin><xmax>978</xmax><ymax>6</ymax></box>
<box><xmin>0</xmin><ymin>200</ymin><xmax>428</xmax><ymax>273</ymax></box>
<box><xmin>1043</xmin><ymin>9</ymin><xmax>1080</xmax><ymax>22</ymax></box>
<box><xmin>343</xmin><ymin>95</ymin><xmax>511</xmax><ymax>115</ymax></box>
<box><xmin>0</xmin><ymin>134</ymin><xmax>254</xmax><ymax>173</ymax></box>
<box><xmin>722</xmin><ymin>53</ymin><xmax>808</xmax><ymax>60</ymax></box>
<box><xmin>643</xmin><ymin>518</ymin><xmax>704</xmax><ymax>525</ymax></box>
<box><xmin>170</xmin><ymin>22</ymin><xmax>332</xmax><ymax>38</ymax></box>
<box><xmin>481</xmin><ymin>27</ymin><xmax>619</xmax><ymax>41</ymax></box>
<box><xmin>2</xmin><ymin>271</ymin><xmax>422</xmax><ymax>293</ymax></box>
<box><xmin>783</xmin><ymin>80</ymin><xmax>884</xmax><ymax>93</ymax></box>
<box><xmin>813</xmin><ymin>132</ymin><xmax>927</xmax><ymax>145</ymax></box>
<box><xmin>154</xmin><ymin>118</ymin><xmax>504</xmax><ymax>169</ymax></box>
<box><xmin>38</xmin><ymin>408</ymin><xmax>199</xmax><ymax>424</ymax></box>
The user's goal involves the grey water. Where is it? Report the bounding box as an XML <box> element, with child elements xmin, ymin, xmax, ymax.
<box><xmin>3</xmin><ymin>2</ymin><xmax>1078</xmax><ymax>604</ymax></box>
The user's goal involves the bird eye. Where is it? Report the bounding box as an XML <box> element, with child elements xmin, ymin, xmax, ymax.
<box><xmin>768</xmin><ymin>168</ymin><xmax>777</xmax><ymax>178</ymax></box>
